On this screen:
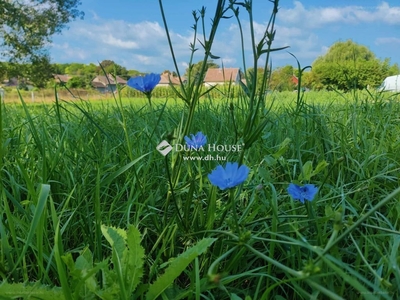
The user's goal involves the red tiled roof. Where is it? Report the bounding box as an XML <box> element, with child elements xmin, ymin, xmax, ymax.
<box><xmin>292</xmin><ymin>75</ymin><xmax>299</xmax><ymax>85</ymax></box>
<box><xmin>91</xmin><ymin>81</ymin><xmax>106</xmax><ymax>88</ymax></box>
<box><xmin>203</xmin><ymin>68</ymin><xmax>240</xmax><ymax>83</ymax></box>
<box><xmin>159</xmin><ymin>73</ymin><xmax>182</xmax><ymax>85</ymax></box>
<box><xmin>54</xmin><ymin>74</ymin><xmax>72</xmax><ymax>83</ymax></box>
<box><xmin>92</xmin><ymin>74</ymin><xmax>127</xmax><ymax>86</ymax></box>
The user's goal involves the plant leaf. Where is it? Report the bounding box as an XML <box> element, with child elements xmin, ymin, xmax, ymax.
<box><xmin>146</xmin><ymin>238</ymin><xmax>217</xmax><ymax>300</ymax></box>
<box><xmin>272</xmin><ymin>138</ymin><xmax>292</xmax><ymax>159</ymax></box>
<box><xmin>311</xmin><ymin>160</ymin><xmax>329</xmax><ymax>177</ymax></box>
<box><xmin>125</xmin><ymin>225</ymin><xmax>145</xmax><ymax>294</ymax></box>
<box><xmin>299</xmin><ymin>161</ymin><xmax>313</xmax><ymax>181</ymax></box>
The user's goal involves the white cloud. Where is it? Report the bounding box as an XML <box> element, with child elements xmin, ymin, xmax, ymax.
<box><xmin>214</xmin><ymin>20</ymin><xmax>324</xmax><ymax>68</ymax></box>
<box><xmin>376</xmin><ymin>2</ymin><xmax>400</xmax><ymax>24</ymax></box>
<box><xmin>131</xmin><ymin>54</ymin><xmax>155</xmax><ymax>65</ymax></box>
<box><xmin>51</xmin><ymin>18</ymin><xmax>196</xmax><ymax>71</ymax></box>
<box><xmin>125</xmin><ymin>21</ymin><xmax>166</xmax><ymax>45</ymax></box>
<box><xmin>51</xmin><ymin>42</ymin><xmax>89</xmax><ymax>60</ymax></box>
<box><xmin>265</xmin><ymin>1</ymin><xmax>400</xmax><ymax>66</ymax></box>
<box><xmin>247</xmin><ymin>22</ymin><xmax>324</xmax><ymax>65</ymax></box>
<box><xmin>103</xmin><ymin>35</ymin><xmax>138</xmax><ymax>49</ymax></box>
<box><xmin>49</xmin><ymin>1</ymin><xmax>400</xmax><ymax>73</ymax></box>
<box><xmin>180</xmin><ymin>61</ymin><xmax>189</xmax><ymax>69</ymax></box>
<box><xmin>375</xmin><ymin>37</ymin><xmax>400</xmax><ymax>45</ymax></box>
<box><xmin>220</xmin><ymin>57</ymin><xmax>237</xmax><ymax>66</ymax></box>
<box><xmin>69</xmin><ymin>20</ymin><xmax>168</xmax><ymax>51</ymax></box>
<box><xmin>278</xmin><ymin>1</ymin><xmax>400</xmax><ymax>28</ymax></box>
<box><xmin>88</xmin><ymin>10</ymin><xmax>100</xmax><ymax>21</ymax></box>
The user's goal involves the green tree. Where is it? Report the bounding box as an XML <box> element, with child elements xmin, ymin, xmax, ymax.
<box><xmin>390</xmin><ymin>64</ymin><xmax>400</xmax><ymax>75</ymax></box>
<box><xmin>82</xmin><ymin>63</ymin><xmax>98</xmax><ymax>76</ymax></box>
<box><xmin>97</xmin><ymin>60</ymin><xmax>128</xmax><ymax>78</ymax></box>
<box><xmin>54</xmin><ymin>62</ymin><xmax>95</xmax><ymax>76</ymax></box>
<box><xmin>66</xmin><ymin>76</ymin><xmax>86</xmax><ymax>89</ymax></box>
<box><xmin>25</xmin><ymin>55</ymin><xmax>55</xmax><ymax>88</ymax></box>
<box><xmin>311</xmin><ymin>40</ymin><xmax>395</xmax><ymax>90</ymax></box>
<box><xmin>65</xmin><ymin>63</ymin><xmax>87</xmax><ymax>75</ymax></box>
<box><xmin>52</xmin><ymin>63</ymin><xmax>70</xmax><ymax>75</ymax></box>
<box><xmin>2</xmin><ymin>62</ymin><xmax>23</xmax><ymax>79</ymax></box>
<box><xmin>0</xmin><ymin>56</ymin><xmax>55</xmax><ymax>88</ymax></box>
<box><xmin>0</xmin><ymin>61</ymin><xmax>8</xmax><ymax>81</ymax></box>
<box><xmin>51</xmin><ymin>62</ymin><xmax>97</xmax><ymax>88</ymax></box>
<box><xmin>300</xmin><ymin>71</ymin><xmax>314</xmax><ymax>90</ymax></box>
<box><xmin>386</xmin><ymin>61</ymin><xmax>400</xmax><ymax>77</ymax></box>
<box><xmin>245</xmin><ymin>67</ymin><xmax>269</xmax><ymax>93</ymax></box>
<box><xmin>184</xmin><ymin>60</ymin><xmax>219</xmax><ymax>83</ymax></box>
<box><xmin>0</xmin><ymin>0</ymin><xmax>83</xmax><ymax>62</ymax></box>
<box><xmin>127</xmin><ymin>69</ymin><xmax>143</xmax><ymax>78</ymax></box>
<box><xmin>269</xmin><ymin>65</ymin><xmax>296</xmax><ymax>91</ymax></box>
<box><xmin>162</xmin><ymin>70</ymin><xmax>178</xmax><ymax>77</ymax></box>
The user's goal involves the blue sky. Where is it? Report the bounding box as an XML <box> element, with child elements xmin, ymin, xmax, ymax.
<box><xmin>49</xmin><ymin>1</ymin><xmax>400</xmax><ymax>74</ymax></box>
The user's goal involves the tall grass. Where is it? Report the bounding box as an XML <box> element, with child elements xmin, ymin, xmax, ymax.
<box><xmin>1</xmin><ymin>0</ymin><xmax>400</xmax><ymax>298</ymax></box>
<box><xmin>0</xmin><ymin>88</ymin><xmax>399</xmax><ymax>299</ymax></box>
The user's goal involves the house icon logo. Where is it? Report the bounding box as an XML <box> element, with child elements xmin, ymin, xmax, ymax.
<box><xmin>156</xmin><ymin>140</ymin><xmax>173</xmax><ymax>156</ymax></box>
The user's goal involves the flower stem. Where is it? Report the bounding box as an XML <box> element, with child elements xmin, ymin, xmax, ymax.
<box><xmin>229</xmin><ymin>189</ymin><xmax>240</xmax><ymax>233</ymax></box>
<box><xmin>305</xmin><ymin>201</ymin><xmax>321</xmax><ymax>245</ymax></box>
<box><xmin>146</xmin><ymin>94</ymin><xmax>153</xmax><ymax>108</ymax></box>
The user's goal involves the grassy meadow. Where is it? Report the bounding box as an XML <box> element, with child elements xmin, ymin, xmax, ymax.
<box><xmin>0</xmin><ymin>89</ymin><xmax>399</xmax><ymax>299</ymax></box>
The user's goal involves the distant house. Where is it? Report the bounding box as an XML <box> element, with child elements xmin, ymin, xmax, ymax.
<box><xmin>91</xmin><ymin>74</ymin><xmax>127</xmax><ymax>93</ymax></box>
<box><xmin>54</xmin><ymin>74</ymin><xmax>72</xmax><ymax>84</ymax></box>
<box><xmin>2</xmin><ymin>77</ymin><xmax>19</xmax><ymax>87</ymax></box>
<box><xmin>2</xmin><ymin>77</ymin><xmax>33</xmax><ymax>90</ymax></box>
<box><xmin>157</xmin><ymin>72</ymin><xmax>185</xmax><ymax>87</ymax></box>
<box><xmin>291</xmin><ymin>75</ymin><xmax>299</xmax><ymax>86</ymax></box>
<box><xmin>203</xmin><ymin>68</ymin><xmax>242</xmax><ymax>87</ymax></box>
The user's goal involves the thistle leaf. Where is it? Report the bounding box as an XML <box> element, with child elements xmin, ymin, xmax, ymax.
<box><xmin>125</xmin><ymin>225</ymin><xmax>145</xmax><ymax>294</ymax></box>
<box><xmin>146</xmin><ymin>238</ymin><xmax>217</xmax><ymax>300</ymax></box>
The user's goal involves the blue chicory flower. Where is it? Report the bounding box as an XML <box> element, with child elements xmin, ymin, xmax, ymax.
<box><xmin>184</xmin><ymin>132</ymin><xmax>207</xmax><ymax>150</ymax></box>
<box><xmin>127</xmin><ymin>73</ymin><xmax>161</xmax><ymax>94</ymax></box>
<box><xmin>208</xmin><ymin>162</ymin><xmax>250</xmax><ymax>190</ymax></box>
<box><xmin>287</xmin><ymin>183</ymin><xmax>318</xmax><ymax>203</ymax></box>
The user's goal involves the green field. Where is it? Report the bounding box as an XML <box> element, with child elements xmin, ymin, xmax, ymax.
<box><xmin>1</xmin><ymin>90</ymin><xmax>400</xmax><ymax>299</ymax></box>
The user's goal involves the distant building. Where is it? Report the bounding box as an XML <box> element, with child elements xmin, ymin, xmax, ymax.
<box><xmin>291</xmin><ymin>75</ymin><xmax>299</xmax><ymax>86</ymax></box>
<box><xmin>157</xmin><ymin>72</ymin><xmax>185</xmax><ymax>87</ymax></box>
<box><xmin>54</xmin><ymin>74</ymin><xmax>73</xmax><ymax>84</ymax></box>
<box><xmin>2</xmin><ymin>77</ymin><xmax>33</xmax><ymax>90</ymax></box>
<box><xmin>2</xmin><ymin>77</ymin><xmax>19</xmax><ymax>87</ymax></box>
<box><xmin>91</xmin><ymin>74</ymin><xmax>127</xmax><ymax>93</ymax></box>
<box><xmin>203</xmin><ymin>68</ymin><xmax>242</xmax><ymax>87</ymax></box>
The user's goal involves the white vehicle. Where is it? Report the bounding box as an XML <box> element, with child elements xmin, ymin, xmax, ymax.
<box><xmin>378</xmin><ymin>75</ymin><xmax>400</xmax><ymax>92</ymax></box>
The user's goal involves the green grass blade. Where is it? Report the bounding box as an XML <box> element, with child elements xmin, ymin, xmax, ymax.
<box><xmin>101</xmin><ymin>153</ymin><xmax>150</xmax><ymax>186</ymax></box>
<box><xmin>49</xmin><ymin>195</ymin><xmax>73</xmax><ymax>300</ymax></box>
<box><xmin>125</xmin><ymin>225</ymin><xmax>145</xmax><ymax>294</ymax></box>
<box><xmin>146</xmin><ymin>238</ymin><xmax>217</xmax><ymax>300</ymax></box>
<box><xmin>9</xmin><ymin>184</ymin><xmax>50</xmax><ymax>277</ymax></box>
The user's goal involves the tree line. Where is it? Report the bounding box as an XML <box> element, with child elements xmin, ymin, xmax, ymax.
<box><xmin>304</xmin><ymin>40</ymin><xmax>399</xmax><ymax>91</ymax></box>
<box><xmin>248</xmin><ymin>40</ymin><xmax>399</xmax><ymax>92</ymax></box>
<box><xmin>0</xmin><ymin>60</ymin><xmax>143</xmax><ymax>89</ymax></box>
<box><xmin>1</xmin><ymin>41</ymin><xmax>399</xmax><ymax>92</ymax></box>
<box><xmin>189</xmin><ymin>40</ymin><xmax>399</xmax><ymax>93</ymax></box>
<box><xmin>1</xmin><ymin>2</ymin><xmax>399</xmax><ymax>93</ymax></box>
